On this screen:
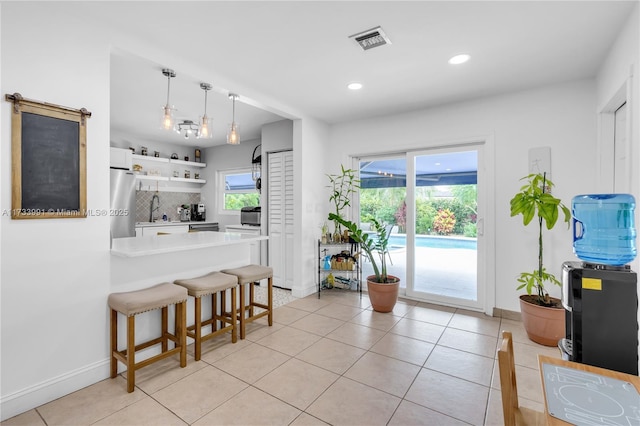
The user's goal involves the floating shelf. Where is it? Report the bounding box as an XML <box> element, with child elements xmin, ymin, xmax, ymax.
<box><xmin>132</xmin><ymin>154</ymin><xmax>206</xmax><ymax>167</ymax></box>
<box><xmin>170</xmin><ymin>159</ymin><xmax>206</xmax><ymax>167</ymax></box>
<box><xmin>170</xmin><ymin>177</ymin><xmax>206</xmax><ymax>184</ymax></box>
<box><xmin>135</xmin><ymin>174</ymin><xmax>169</xmax><ymax>181</ymax></box>
<box><xmin>132</xmin><ymin>154</ymin><xmax>169</xmax><ymax>163</ymax></box>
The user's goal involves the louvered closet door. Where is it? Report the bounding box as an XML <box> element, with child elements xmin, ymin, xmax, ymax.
<box><xmin>268</xmin><ymin>150</ymin><xmax>294</xmax><ymax>289</ymax></box>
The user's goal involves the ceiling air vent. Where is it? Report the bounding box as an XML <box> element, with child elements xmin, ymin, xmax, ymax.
<box><xmin>349</xmin><ymin>26</ymin><xmax>391</xmax><ymax>51</ymax></box>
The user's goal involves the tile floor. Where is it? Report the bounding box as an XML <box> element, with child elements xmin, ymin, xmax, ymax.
<box><xmin>3</xmin><ymin>289</ymin><xmax>560</xmax><ymax>425</ymax></box>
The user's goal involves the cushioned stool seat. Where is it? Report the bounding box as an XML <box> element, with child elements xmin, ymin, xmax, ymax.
<box><xmin>109</xmin><ymin>283</ymin><xmax>187</xmax><ymax>392</ymax></box>
<box><xmin>220</xmin><ymin>265</ymin><xmax>273</xmax><ymax>339</ymax></box>
<box><xmin>174</xmin><ymin>271</ymin><xmax>238</xmax><ymax>360</ymax></box>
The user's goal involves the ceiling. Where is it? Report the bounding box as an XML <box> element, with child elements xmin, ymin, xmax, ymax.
<box><xmin>105</xmin><ymin>1</ymin><xmax>636</xmax><ymax>148</ymax></box>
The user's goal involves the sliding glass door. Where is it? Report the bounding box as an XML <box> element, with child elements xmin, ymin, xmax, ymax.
<box><xmin>358</xmin><ymin>143</ymin><xmax>485</xmax><ymax>310</ymax></box>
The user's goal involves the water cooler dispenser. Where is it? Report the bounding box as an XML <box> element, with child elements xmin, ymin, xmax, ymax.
<box><xmin>560</xmin><ymin>194</ymin><xmax>638</xmax><ymax>375</ymax></box>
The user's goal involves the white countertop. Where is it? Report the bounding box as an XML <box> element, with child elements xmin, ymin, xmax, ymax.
<box><xmin>111</xmin><ymin>231</ymin><xmax>267</xmax><ymax>257</ymax></box>
<box><xmin>135</xmin><ymin>221</ymin><xmax>218</xmax><ymax>228</ymax></box>
<box><xmin>226</xmin><ymin>224</ymin><xmax>262</xmax><ymax>231</ymax></box>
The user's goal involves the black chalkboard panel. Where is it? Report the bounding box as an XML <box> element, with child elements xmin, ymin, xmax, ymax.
<box><xmin>7</xmin><ymin>93</ymin><xmax>89</xmax><ymax>219</ymax></box>
<box><xmin>21</xmin><ymin>112</ymin><xmax>80</xmax><ymax>211</ymax></box>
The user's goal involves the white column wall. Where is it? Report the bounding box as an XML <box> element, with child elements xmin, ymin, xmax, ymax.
<box><xmin>0</xmin><ymin>5</ymin><xmax>112</xmax><ymax>419</ymax></box>
<box><xmin>294</xmin><ymin>118</ymin><xmax>330</xmax><ymax>298</ymax></box>
<box><xmin>328</xmin><ymin>80</ymin><xmax>598</xmax><ymax>312</ymax></box>
<box><xmin>595</xmin><ymin>2</ymin><xmax>640</xmax><ymax>374</ymax></box>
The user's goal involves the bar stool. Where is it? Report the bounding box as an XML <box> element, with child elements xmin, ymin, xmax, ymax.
<box><xmin>220</xmin><ymin>265</ymin><xmax>273</xmax><ymax>339</ymax></box>
<box><xmin>108</xmin><ymin>283</ymin><xmax>187</xmax><ymax>392</ymax></box>
<box><xmin>173</xmin><ymin>271</ymin><xmax>238</xmax><ymax>361</ymax></box>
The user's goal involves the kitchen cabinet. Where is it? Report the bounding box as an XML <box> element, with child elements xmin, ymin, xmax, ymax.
<box><xmin>131</xmin><ymin>154</ymin><xmax>207</xmax><ymax>184</ymax></box>
<box><xmin>110</xmin><ymin>147</ymin><xmax>132</xmax><ymax>170</ymax></box>
<box><xmin>141</xmin><ymin>224</ymin><xmax>189</xmax><ymax>236</ymax></box>
<box><xmin>317</xmin><ymin>240</ymin><xmax>361</xmax><ymax>298</ymax></box>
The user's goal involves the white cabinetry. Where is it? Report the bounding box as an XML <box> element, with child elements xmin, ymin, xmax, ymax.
<box><xmin>110</xmin><ymin>147</ymin><xmax>132</xmax><ymax>170</ymax></box>
<box><xmin>267</xmin><ymin>150</ymin><xmax>294</xmax><ymax>289</ymax></box>
<box><xmin>141</xmin><ymin>225</ymin><xmax>189</xmax><ymax>236</ymax></box>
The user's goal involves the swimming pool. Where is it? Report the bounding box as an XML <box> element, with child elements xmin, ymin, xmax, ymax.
<box><xmin>388</xmin><ymin>235</ymin><xmax>477</xmax><ymax>250</ymax></box>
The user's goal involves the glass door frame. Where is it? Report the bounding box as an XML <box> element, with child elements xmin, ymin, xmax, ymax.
<box><xmin>405</xmin><ymin>143</ymin><xmax>485</xmax><ymax>310</ymax></box>
<box><xmin>353</xmin><ymin>137</ymin><xmax>495</xmax><ymax>314</ymax></box>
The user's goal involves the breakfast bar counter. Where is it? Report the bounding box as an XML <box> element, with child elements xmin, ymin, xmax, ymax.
<box><xmin>110</xmin><ymin>231</ymin><xmax>268</xmax><ymax>292</ymax></box>
<box><xmin>111</xmin><ymin>231</ymin><xmax>267</xmax><ymax>257</ymax></box>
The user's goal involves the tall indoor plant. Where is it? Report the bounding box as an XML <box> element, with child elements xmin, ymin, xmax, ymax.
<box><xmin>327</xmin><ymin>165</ymin><xmax>360</xmax><ymax>241</ymax></box>
<box><xmin>509</xmin><ymin>172</ymin><xmax>570</xmax><ymax>345</ymax></box>
<box><xmin>329</xmin><ymin>213</ymin><xmax>400</xmax><ymax>312</ymax></box>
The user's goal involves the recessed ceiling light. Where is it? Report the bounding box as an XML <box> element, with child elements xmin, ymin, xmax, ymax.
<box><xmin>448</xmin><ymin>54</ymin><xmax>470</xmax><ymax>65</ymax></box>
<box><xmin>348</xmin><ymin>82</ymin><xmax>363</xmax><ymax>90</ymax></box>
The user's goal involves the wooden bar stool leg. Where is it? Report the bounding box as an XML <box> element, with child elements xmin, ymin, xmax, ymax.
<box><xmin>178</xmin><ymin>301</ymin><xmax>187</xmax><ymax>367</ymax></box>
<box><xmin>194</xmin><ymin>296</ymin><xmax>202</xmax><ymax>361</ymax></box>
<box><xmin>127</xmin><ymin>315</ymin><xmax>135</xmax><ymax>393</ymax></box>
<box><xmin>221</xmin><ymin>289</ymin><xmax>227</xmax><ymax>320</ymax></box>
<box><xmin>212</xmin><ymin>292</ymin><xmax>218</xmax><ymax>332</ymax></box>
<box><xmin>161</xmin><ymin>306</ymin><xmax>168</xmax><ymax>352</ymax></box>
<box><xmin>249</xmin><ymin>282</ymin><xmax>255</xmax><ymax>317</ymax></box>
<box><xmin>231</xmin><ymin>286</ymin><xmax>238</xmax><ymax>343</ymax></box>
<box><xmin>239</xmin><ymin>283</ymin><xmax>246</xmax><ymax>339</ymax></box>
<box><xmin>110</xmin><ymin>309</ymin><xmax>118</xmax><ymax>379</ymax></box>
<box><xmin>268</xmin><ymin>277</ymin><xmax>273</xmax><ymax>326</ymax></box>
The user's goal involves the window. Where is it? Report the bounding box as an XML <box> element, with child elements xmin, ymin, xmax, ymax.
<box><xmin>219</xmin><ymin>169</ymin><xmax>260</xmax><ymax>212</ymax></box>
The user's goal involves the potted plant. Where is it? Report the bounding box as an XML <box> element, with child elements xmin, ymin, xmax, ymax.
<box><xmin>509</xmin><ymin>172</ymin><xmax>571</xmax><ymax>346</ymax></box>
<box><xmin>329</xmin><ymin>213</ymin><xmax>400</xmax><ymax>312</ymax></box>
<box><xmin>327</xmin><ymin>165</ymin><xmax>360</xmax><ymax>241</ymax></box>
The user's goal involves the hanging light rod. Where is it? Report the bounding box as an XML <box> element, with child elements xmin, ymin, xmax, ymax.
<box><xmin>198</xmin><ymin>82</ymin><xmax>213</xmax><ymax>139</ymax></box>
<box><xmin>227</xmin><ymin>93</ymin><xmax>240</xmax><ymax>145</ymax></box>
<box><xmin>161</xmin><ymin>68</ymin><xmax>176</xmax><ymax>131</ymax></box>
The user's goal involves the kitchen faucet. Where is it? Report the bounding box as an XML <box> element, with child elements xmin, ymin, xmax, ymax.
<box><xmin>149</xmin><ymin>193</ymin><xmax>160</xmax><ymax>222</ymax></box>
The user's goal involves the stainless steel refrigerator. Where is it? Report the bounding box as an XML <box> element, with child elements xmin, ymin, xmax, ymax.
<box><xmin>110</xmin><ymin>168</ymin><xmax>136</xmax><ymax>238</ymax></box>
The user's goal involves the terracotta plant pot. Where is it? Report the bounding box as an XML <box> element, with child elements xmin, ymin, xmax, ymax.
<box><xmin>366</xmin><ymin>275</ymin><xmax>400</xmax><ymax>313</ymax></box>
<box><xmin>519</xmin><ymin>294</ymin><xmax>565</xmax><ymax>346</ymax></box>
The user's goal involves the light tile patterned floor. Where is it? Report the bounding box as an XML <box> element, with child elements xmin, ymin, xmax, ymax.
<box><xmin>3</xmin><ymin>289</ymin><xmax>561</xmax><ymax>425</ymax></box>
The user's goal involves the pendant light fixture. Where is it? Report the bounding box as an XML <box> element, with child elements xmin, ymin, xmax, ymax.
<box><xmin>160</xmin><ymin>68</ymin><xmax>176</xmax><ymax>130</ymax></box>
<box><xmin>227</xmin><ymin>93</ymin><xmax>240</xmax><ymax>145</ymax></box>
<box><xmin>197</xmin><ymin>83</ymin><xmax>213</xmax><ymax>139</ymax></box>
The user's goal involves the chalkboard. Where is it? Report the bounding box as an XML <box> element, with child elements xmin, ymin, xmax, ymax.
<box><xmin>6</xmin><ymin>93</ymin><xmax>89</xmax><ymax>219</ymax></box>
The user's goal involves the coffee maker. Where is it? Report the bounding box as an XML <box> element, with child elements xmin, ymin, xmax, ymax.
<box><xmin>191</xmin><ymin>203</ymin><xmax>206</xmax><ymax>221</ymax></box>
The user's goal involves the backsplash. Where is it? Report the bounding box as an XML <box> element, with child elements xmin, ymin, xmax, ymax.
<box><xmin>136</xmin><ymin>191</ymin><xmax>200</xmax><ymax>222</ymax></box>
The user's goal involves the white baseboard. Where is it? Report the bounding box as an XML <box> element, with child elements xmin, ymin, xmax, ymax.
<box><xmin>0</xmin><ymin>359</ymin><xmax>110</xmax><ymax>421</ymax></box>
<box><xmin>292</xmin><ymin>282</ymin><xmax>317</xmax><ymax>298</ymax></box>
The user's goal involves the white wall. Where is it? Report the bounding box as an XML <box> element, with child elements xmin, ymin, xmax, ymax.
<box><xmin>329</xmin><ymin>79</ymin><xmax>598</xmax><ymax>312</ymax></box>
<box><xmin>1</xmin><ymin>4</ymin><xmax>112</xmax><ymax>418</ymax></box>
<box><xmin>294</xmin><ymin>118</ymin><xmax>330</xmax><ymax>298</ymax></box>
<box><xmin>262</xmin><ymin>119</ymin><xmax>294</xmax><ymax>153</ymax></box>
<box><xmin>595</xmin><ymin>2</ymin><xmax>640</xmax><ymax>372</ymax></box>
<box><xmin>596</xmin><ymin>2</ymin><xmax>639</xmax><ymax>273</ymax></box>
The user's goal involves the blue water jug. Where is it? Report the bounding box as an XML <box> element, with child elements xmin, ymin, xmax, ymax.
<box><xmin>572</xmin><ymin>193</ymin><xmax>637</xmax><ymax>265</ymax></box>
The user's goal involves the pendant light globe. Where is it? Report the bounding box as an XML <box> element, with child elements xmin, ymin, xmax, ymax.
<box><xmin>160</xmin><ymin>68</ymin><xmax>176</xmax><ymax>131</ymax></box>
<box><xmin>227</xmin><ymin>93</ymin><xmax>240</xmax><ymax>145</ymax></box>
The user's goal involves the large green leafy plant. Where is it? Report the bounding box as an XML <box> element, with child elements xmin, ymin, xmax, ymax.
<box><xmin>509</xmin><ymin>173</ymin><xmax>570</xmax><ymax>306</ymax></box>
<box><xmin>328</xmin><ymin>213</ymin><xmax>397</xmax><ymax>284</ymax></box>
